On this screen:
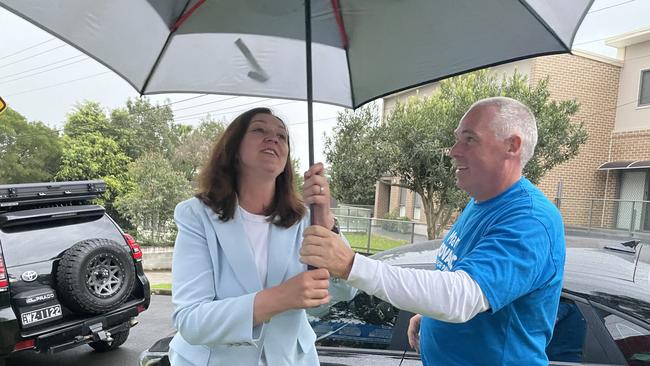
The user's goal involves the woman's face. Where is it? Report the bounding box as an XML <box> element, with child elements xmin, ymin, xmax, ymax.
<box><xmin>238</xmin><ymin>113</ymin><xmax>289</xmax><ymax>179</ymax></box>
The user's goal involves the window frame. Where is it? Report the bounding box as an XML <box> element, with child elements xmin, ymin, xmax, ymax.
<box><xmin>639</xmin><ymin>68</ymin><xmax>650</xmax><ymax>107</ymax></box>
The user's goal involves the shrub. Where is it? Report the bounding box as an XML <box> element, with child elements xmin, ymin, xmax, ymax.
<box><xmin>381</xmin><ymin>209</ymin><xmax>412</xmax><ymax>234</ymax></box>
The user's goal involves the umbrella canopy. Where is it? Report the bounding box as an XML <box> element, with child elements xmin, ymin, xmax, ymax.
<box><xmin>0</xmin><ymin>0</ymin><xmax>592</xmax><ymax>110</ymax></box>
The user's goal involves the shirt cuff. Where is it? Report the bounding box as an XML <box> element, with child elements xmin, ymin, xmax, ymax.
<box><xmin>346</xmin><ymin>253</ymin><xmax>379</xmax><ymax>292</ymax></box>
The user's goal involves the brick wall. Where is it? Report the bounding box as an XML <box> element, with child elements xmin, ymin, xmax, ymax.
<box><xmin>405</xmin><ymin>190</ymin><xmax>415</xmax><ymax>218</ymax></box>
<box><xmin>388</xmin><ymin>179</ymin><xmax>401</xmax><ymax>215</ymax></box>
<box><xmin>530</xmin><ymin>54</ymin><xmax>621</xmax><ymax>227</ymax></box>
<box><xmin>373</xmin><ymin>181</ymin><xmax>391</xmax><ymax>218</ymax></box>
<box><xmin>610</xmin><ymin>130</ymin><xmax>650</xmax><ymax>160</ymax></box>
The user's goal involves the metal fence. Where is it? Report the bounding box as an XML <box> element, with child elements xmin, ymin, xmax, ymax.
<box><xmin>332</xmin><ymin>196</ymin><xmax>650</xmax><ymax>253</ymax></box>
<box><xmin>335</xmin><ymin>214</ymin><xmax>429</xmax><ymax>254</ymax></box>
<box><xmin>556</xmin><ymin>197</ymin><xmax>650</xmax><ymax>234</ymax></box>
<box><xmin>331</xmin><ymin>206</ymin><xmax>373</xmax><ymax>218</ymax></box>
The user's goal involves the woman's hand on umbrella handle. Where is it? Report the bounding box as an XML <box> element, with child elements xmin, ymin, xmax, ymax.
<box><xmin>303</xmin><ymin>162</ymin><xmax>335</xmax><ymax>230</ymax></box>
<box><xmin>253</xmin><ymin>269</ymin><xmax>331</xmax><ymax>323</ymax></box>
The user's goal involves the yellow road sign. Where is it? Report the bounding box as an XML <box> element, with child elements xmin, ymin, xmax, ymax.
<box><xmin>0</xmin><ymin>97</ymin><xmax>6</xmax><ymax>114</ymax></box>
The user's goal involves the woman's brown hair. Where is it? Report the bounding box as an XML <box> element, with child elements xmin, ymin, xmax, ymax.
<box><xmin>196</xmin><ymin>107</ymin><xmax>306</xmax><ymax>227</ymax></box>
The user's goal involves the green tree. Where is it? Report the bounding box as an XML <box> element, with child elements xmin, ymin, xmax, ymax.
<box><xmin>328</xmin><ymin>70</ymin><xmax>587</xmax><ymax>239</ymax></box>
<box><xmin>324</xmin><ymin>105</ymin><xmax>383</xmax><ymax>205</ymax></box>
<box><xmin>115</xmin><ymin>153</ymin><xmax>193</xmax><ymax>245</ymax></box>
<box><xmin>386</xmin><ymin>70</ymin><xmax>587</xmax><ymax>239</ymax></box>
<box><xmin>63</xmin><ymin>101</ymin><xmax>113</xmax><ymax>138</ymax></box>
<box><xmin>172</xmin><ymin>116</ymin><xmax>226</xmax><ymax>181</ymax></box>
<box><xmin>55</xmin><ymin>132</ymin><xmax>132</xmax><ymax>227</ymax></box>
<box><xmin>0</xmin><ymin>108</ymin><xmax>62</xmax><ymax>183</ymax></box>
<box><xmin>109</xmin><ymin>98</ymin><xmax>177</xmax><ymax>160</ymax></box>
<box><xmin>58</xmin><ymin>101</ymin><xmax>140</xmax><ymax>228</ymax></box>
<box><xmin>291</xmin><ymin>158</ymin><xmax>304</xmax><ymax>194</ymax></box>
<box><xmin>382</xmin><ymin>92</ymin><xmax>467</xmax><ymax>240</ymax></box>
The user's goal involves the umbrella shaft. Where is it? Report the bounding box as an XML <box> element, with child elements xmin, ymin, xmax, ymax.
<box><xmin>305</xmin><ymin>0</ymin><xmax>314</xmax><ymax>168</ymax></box>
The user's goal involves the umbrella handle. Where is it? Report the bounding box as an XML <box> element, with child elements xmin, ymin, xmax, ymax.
<box><xmin>308</xmin><ymin>204</ymin><xmax>317</xmax><ymax>270</ymax></box>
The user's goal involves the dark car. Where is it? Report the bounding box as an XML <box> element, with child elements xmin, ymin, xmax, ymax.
<box><xmin>139</xmin><ymin>236</ymin><xmax>650</xmax><ymax>366</ymax></box>
<box><xmin>0</xmin><ymin>180</ymin><xmax>150</xmax><ymax>365</ymax></box>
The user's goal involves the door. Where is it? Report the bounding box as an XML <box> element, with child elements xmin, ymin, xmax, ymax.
<box><xmin>616</xmin><ymin>171</ymin><xmax>647</xmax><ymax>231</ymax></box>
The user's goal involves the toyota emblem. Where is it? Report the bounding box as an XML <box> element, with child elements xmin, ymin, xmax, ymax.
<box><xmin>21</xmin><ymin>271</ymin><xmax>38</xmax><ymax>282</ymax></box>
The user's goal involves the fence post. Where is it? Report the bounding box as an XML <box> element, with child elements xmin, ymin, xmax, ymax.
<box><xmin>554</xmin><ymin>181</ymin><xmax>563</xmax><ymax>209</ymax></box>
<box><xmin>589</xmin><ymin>198</ymin><xmax>594</xmax><ymax>231</ymax></box>
<box><xmin>410</xmin><ymin>222</ymin><xmax>416</xmax><ymax>244</ymax></box>
<box><xmin>366</xmin><ymin>217</ymin><xmax>372</xmax><ymax>254</ymax></box>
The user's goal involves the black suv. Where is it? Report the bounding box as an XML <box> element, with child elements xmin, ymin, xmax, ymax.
<box><xmin>0</xmin><ymin>180</ymin><xmax>150</xmax><ymax>364</ymax></box>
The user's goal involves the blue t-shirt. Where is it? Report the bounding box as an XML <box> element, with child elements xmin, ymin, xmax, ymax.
<box><xmin>420</xmin><ymin>177</ymin><xmax>565</xmax><ymax>366</ymax></box>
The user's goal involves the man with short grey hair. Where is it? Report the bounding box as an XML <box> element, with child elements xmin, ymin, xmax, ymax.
<box><xmin>301</xmin><ymin>96</ymin><xmax>565</xmax><ymax>365</ymax></box>
<box><xmin>473</xmin><ymin>96</ymin><xmax>538</xmax><ymax>166</ymax></box>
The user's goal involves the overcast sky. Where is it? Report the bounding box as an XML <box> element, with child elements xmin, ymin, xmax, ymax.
<box><xmin>1</xmin><ymin>0</ymin><xmax>649</xmax><ymax>172</ymax></box>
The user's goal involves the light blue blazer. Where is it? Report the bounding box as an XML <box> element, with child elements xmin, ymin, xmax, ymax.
<box><xmin>169</xmin><ymin>197</ymin><xmax>356</xmax><ymax>366</ymax></box>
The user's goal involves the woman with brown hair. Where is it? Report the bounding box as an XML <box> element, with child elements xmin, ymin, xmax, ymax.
<box><xmin>169</xmin><ymin>107</ymin><xmax>355</xmax><ymax>366</ymax></box>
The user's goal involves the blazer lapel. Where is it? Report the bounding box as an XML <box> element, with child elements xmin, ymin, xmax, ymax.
<box><xmin>204</xmin><ymin>206</ymin><xmax>261</xmax><ymax>293</ymax></box>
<box><xmin>266</xmin><ymin>222</ymin><xmax>298</xmax><ymax>288</ymax></box>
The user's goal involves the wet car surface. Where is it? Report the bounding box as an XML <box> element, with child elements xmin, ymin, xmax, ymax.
<box><xmin>140</xmin><ymin>234</ymin><xmax>650</xmax><ymax>366</ymax></box>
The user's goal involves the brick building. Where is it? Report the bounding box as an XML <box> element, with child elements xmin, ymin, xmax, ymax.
<box><xmin>374</xmin><ymin>27</ymin><xmax>650</xmax><ymax>233</ymax></box>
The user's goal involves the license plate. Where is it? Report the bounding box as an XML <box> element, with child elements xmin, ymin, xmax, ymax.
<box><xmin>21</xmin><ymin>305</ymin><xmax>62</xmax><ymax>326</ymax></box>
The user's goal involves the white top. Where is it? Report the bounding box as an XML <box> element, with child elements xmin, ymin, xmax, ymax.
<box><xmin>239</xmin><ymin>206</ymin><xmax>271</xmax><ymax>289</ymax></box>
<box><xmin>347</xmin><ymin>253</ymin><xmax>490</xmax><ymax>323</ymax></box>
<box><xmin>238</xmin><ymin>205</ymin><xmax>271</xmax><ymax>366</ymax></box>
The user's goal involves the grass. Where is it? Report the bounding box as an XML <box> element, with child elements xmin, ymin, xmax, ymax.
<box><xmin>151</xmin><ymin>283</ymin><xmax>171</xmax><ymax>291</ymax></box>
<box><xmin>344</xmin><ymin>232</ymin><xmax>408</xmax><ymax>253</ymax></box>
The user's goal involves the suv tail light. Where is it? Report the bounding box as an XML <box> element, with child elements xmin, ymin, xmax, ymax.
<box><xmin>0</xmin><ymin>252</ymin><xmax>8</xmax><ymax>292</ymax></box>
<box><xmin>13</xmin><ymin>338</ymin><xmax>35</xmax><ymax>352</ymax></box>
<box><xmin>123</xmin><ymin>234</ymin><xmax>143</xmax><ymax>261</ymax></box>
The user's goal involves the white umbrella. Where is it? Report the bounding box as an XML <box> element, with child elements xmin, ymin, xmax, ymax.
<box><xmin>0</xmin><ymin>0</ymin><xmax>593</xmax><ymax>164</ymax></box>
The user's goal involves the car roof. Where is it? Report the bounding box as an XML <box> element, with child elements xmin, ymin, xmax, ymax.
<box><xmin>370</xmin><ymin>235</ymin><xmax>650</xmax><ymax>322</ymax></box>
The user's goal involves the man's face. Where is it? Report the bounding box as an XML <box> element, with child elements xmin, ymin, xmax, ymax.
<box><xmin>449</xmin><ymin>105</ymin><xmax>510</xmax><ymax>201</ymax></box>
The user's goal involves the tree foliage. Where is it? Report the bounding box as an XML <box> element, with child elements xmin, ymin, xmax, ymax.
<box><xmin>324</xmin><ymin>105</ymin><xmax>384</xmax><ymax>205</ymax></box>
<box><xmin>115</xmin><ymin>153</ymin><xmax>193</xmax><ymax>245</ymax></box>
<box><xmin>327</xmin><ymin>70</ymin><xmax>587</xmax><ymax>239</ymax></box>
<box><xmin>172</xmin><ymin>116</ymin><xmax>226</xmax><ymax>181</ymax></box>
<box><xmin>109</xmin><ymin>98</ymin><xmax>178</xmax><ymax>160</ymax></box>
<box><xmin>58</xmin><ymin>103</ymin><xmax>134</xmax><ymax>227</ymax></box>
<box><xmin>64</xmin><ymin>101</ymin><xmax>113</xmax><ymax>138</ymax></box>
<box><xmin>55</xmin><ymin>133</ymin><xmax>133</xmax><ymax>222</ymax></box>
<box><xmin>0</xmin><ymin>108</ymin><xmax>62</xmax><ymax>183</ymax></box>
<box><xmin>3</xmin><ymin>96</ymin><xmax>246</xmax><ymax>244</ymax></box>
<box><xmin>292</xmin><ymin>158</ymin><xmax>304</xmax><ymax>194</ymax></box>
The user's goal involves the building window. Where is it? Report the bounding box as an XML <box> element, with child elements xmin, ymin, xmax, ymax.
<box><xmin>640</xmin><ymin>69</ymin><xmax>650</xmax><ymax>107</ymax></box>
<box><xmin>399</xmin><ymin>188</ymin><xmax>407</xmax><ymax>217</ymax></box>
<box><xmin>413</xmin><ymin>193</ymin><xmax>423</xmax><ymax>220</ymax></box>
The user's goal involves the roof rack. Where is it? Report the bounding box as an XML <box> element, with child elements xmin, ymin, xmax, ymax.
<box><xmin>0</xmin><ymin>180</ymin><xmax>106</xmax><ymax>211</ymax></box>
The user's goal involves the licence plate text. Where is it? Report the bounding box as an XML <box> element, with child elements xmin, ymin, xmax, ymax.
<box><xmin>21</xmin><ymin>305</ymin><xmax>62</xmax><ymax>326</ymax></box>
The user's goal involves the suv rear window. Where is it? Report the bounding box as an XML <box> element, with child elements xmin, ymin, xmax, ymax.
<box><xmin>0</xmin><ymin>213</ymin><xmax>123</xmax><ymax>268</ymax></box>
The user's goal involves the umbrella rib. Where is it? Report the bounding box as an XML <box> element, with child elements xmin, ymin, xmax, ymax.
<box><xmin>171</xmin><ymin>0</ymin><xmax>207</xmax><ymax>33</ymax></box>
<box><xmin>333</xmin><ymin>0</ymin><xmax>356</xmax><ymax>108</ymax></box>
<box><xmin>517</xmin><ymin>0</ymin><xmax>571</xmax><ymax>51</ymax></box>
<box><xmin>330</xmin><ymin>0</ymin><xmax>349</xmax><ymax>49</ymax></box>
<box><xmin>140</xmin><ymin>0</ymin><xmax>196</xmax><ymax>95</ymax></box>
